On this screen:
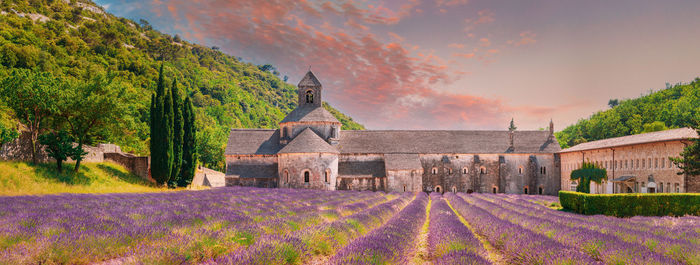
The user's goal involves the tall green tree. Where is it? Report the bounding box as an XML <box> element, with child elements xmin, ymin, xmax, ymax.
<box><xmin>0</xmin><ymin>69</ymin><xmax>62</xmax><ymax>164</ymax></box>
<box><xmin>169</xmin><ymin>79</ymin><xmax>184</xmax><ymax>187</ymax></box>
<box><xmin>178</xmin><ymin>96</ymin><xmax>197</xmax><ymax>187</ymax></box>
<box><xmin>150</xmin><ymin>64</ymin><xmax>174</xmax><ymax>185</ymax></box>
<box><xmin>60</xmin><ymin>72</ymin><xmax>133</xmax><ymax>172</ymax></box>
<box><xmin>670</xmin><ymin>128</ymin><xmax>700</xmax><ymax>176</ymax></box>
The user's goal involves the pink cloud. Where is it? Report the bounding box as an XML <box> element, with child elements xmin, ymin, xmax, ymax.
<box><xmin>448</xmin><ymin>43</ymin><xmax>465</xmax><ymax>49</ymax></box>
<box><xmin>153</xmin><ymin>0</ymin><xmax>536</xmax><ymax>129</ymax></box>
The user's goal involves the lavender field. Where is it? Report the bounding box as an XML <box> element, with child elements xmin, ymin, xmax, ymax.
<box><xmin>0</xmin><ymin>187</ymin><xmax>698</xmax><ymax>265</ymax></box>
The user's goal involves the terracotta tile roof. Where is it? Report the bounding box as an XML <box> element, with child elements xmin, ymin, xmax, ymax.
<box><xmin>384</xmin><ymin>154</ymin><xmax>422</xmax><ymax>170</ymax></box>
<box><xmin>278</xmin><ymin>128</ymin><xmax>339</xmax><ymax>154</ymax></box>
<box><xmin>279</xmin><ymin>105</ymin><xmax>340</xmax><ymax>124</ymax></box>
<box><xmin>559</xmin><ymin>127</ymin><xmax>698</xmax><ymax>153</ymax></box>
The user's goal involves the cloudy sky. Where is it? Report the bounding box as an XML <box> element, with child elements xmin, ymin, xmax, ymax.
<box><xmin>94</xmin><ymin>0</ymin><xmax>700</xmax><ymax>131</ymax></box>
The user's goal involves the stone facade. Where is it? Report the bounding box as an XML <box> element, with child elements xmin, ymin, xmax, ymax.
<box><xmin>559</xmin><ymin>128</ymin><xmax>699</xmax><ymax>193</ymax></box>
<box><xmin>225</xmin><ymin>71</ymin><xmax>563</xmax><ymax>195</ymax></box>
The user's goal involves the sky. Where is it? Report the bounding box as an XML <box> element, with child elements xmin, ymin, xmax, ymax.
<box><xmin>94</xmin><ymin>0</ymin><xmax>700</xmax><ymax>131</ymax></box>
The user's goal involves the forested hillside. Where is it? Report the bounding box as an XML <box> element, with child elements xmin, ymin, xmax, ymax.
<box><xmin>556</xmin><ymin>79</ymin><xmax>700</xmax><ymax>148</ymax></box>
<box><xmin>0</xmin><ymin>0</ymin><xmax>364</xmax><ymax>170</ymax></box>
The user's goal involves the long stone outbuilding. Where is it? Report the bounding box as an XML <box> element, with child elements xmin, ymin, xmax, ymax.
<box><xmin>560</xmin><ymin>128</ymin><xmax>699</xmax><ymax>194</ymax></box>
<box><xmin>225</xmin><ymin>71</ymin><xmax>562</xmax><ymax>194</ymax></box>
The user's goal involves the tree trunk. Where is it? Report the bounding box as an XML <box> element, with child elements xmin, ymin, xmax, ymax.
<box><xmin>56</xmin><ymin>159</ymin><xmax>63</xmax><ymax>173</ymax></box>
<box><xmin>73</xmin><ymin>141</ymin><xmax>83</xmax><ymax>172</ymax></box>
<box><xmin>30</xmin><ymin>129</ymin><xmax>38</xmax><ymax>165</ymax></box>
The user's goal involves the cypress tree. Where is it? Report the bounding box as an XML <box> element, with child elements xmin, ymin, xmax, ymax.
<box><xmin>169</xmin><ymin>79</ymin><xmax>184</xmax><ymax>187</ymax></box>
<box><xmin>163</xmin><ymin>83</ymin><xmax>175</xmax><ymax>185</ymax></box>
<box><xmin>151</xmin><ymin>63</ymin><xmax>171</xmax><ymax>185</ymax></box>
<box><xmin>179</xmin><ymin>96</ymin><xmax>197</xmax><ymax>187</ymax></box>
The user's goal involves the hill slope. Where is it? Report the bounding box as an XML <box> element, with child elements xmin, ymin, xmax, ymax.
<box><xmin>556</xmin><ymin>79</ymin><xmax>700</xmax><ymax>148</ymax></box>
<box><xmin>0</xmin><ymin>161</ymin><xmax>166</xmax><ymax>196</ymax></box>
<box><xmin>0</xmin><ymin>0</ymin><xmax>364</xmax><ymax>170</ymax></box>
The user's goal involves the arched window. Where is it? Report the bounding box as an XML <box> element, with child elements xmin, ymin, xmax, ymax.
<box><xmin>659</xmin><ymin>182</ymin><xmax>664</xmax><ymax>193</ymax></box>
<box><xmin>435</xmin><ymin>186</ymin><xmax>442</xmax><ymax>193</ymax></box>
<box><xmin>518</xmin><ymin>166</ymin><xmax>523</xmax><ymax>175</ymax></box>
<box><xmin>538</xmin><ymin>186</ymin><xmax>543</xmax><ymax>195</ymax></box>
<box><xmin>462</xmin><ymin>167</ymin><xmax>468</xmax><ymax>174</ymax></box>
<box><xmin>447</xmin><ymin>167</ymin><xmax>453</xmax><ymax>174</ymax></box>
<box><xmin>675</xmin><ymin>183</ymin><xmax>680</xmax><ymax>193</ymax></box>
<box><xmin>304</xmin><ymin>171</ymin><xmax>310</xmax><ymax>183</ymax></box>
<box><xmin>523</xmin><ymin>186</ymin><xmax>529</xmax><ymax>194</ymax></box>
<box><xmin>480</xmin><ymin>167</ymin><xmax>486</xmax><ymax>174</ymax></box>
<box><xmin>452</xmin><ymin>186</ymin><xmax>457</xmax><ymax>193</ymax></box>
<box><xmin>324</xmin><ymin>169</ymin><xmax>330</xmax><ymax>183</ymax></box>
<box><xmin>660</xmin><ymin>158</ymin><xmax>665</xmax><ymax>168</ymax></box>
<box><xmin>282</xmin><ymin>127</ymin><xmax>286</xmax><ymax>138</ymax></box>
<box><xmin>570</xmin><ymin>181</ymin><xmax>577</xmax><ymax>191</ymax></box>
<box><xmin>305</xmin><ymin>90</ymin><xmax>314</xmax><ymax>103</ymax></box>
<box><xmin>432</xmin><ymin>167</ymin><xmax>438</xmax><ymax>174</ymax></box>
<box><xmin>284</xmin><ymin>170</ymin><xmax>289</xmax><ymax>183</ymax></box>
<box><xmin>403</xmin><ymin>185</ymin><xmax>406</xmax><ymax>192</ymax></box>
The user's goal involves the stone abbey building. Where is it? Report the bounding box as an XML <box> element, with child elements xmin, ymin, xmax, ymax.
<box><xmin>560</xmin><ymin>128</ymin><xmax>699</xmax><ymax>194</ymax></box>
<box><xmin>225</xmin><ymin>71</ymin><xmax>562</xmax><ymax>194</ymax></box>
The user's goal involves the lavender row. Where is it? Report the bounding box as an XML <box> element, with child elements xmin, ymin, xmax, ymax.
<box><xmin>329</xmin><ymin>192</ymin><xmax>429</xmax><ymax>265</ymax></box>
<box><xmin>477</xmin><ymin>194</ymin><xmax>698</xmax><ymax>264</ymax></box>
<box><xmin>123</xmin><ymin>190</ymin><xmax>388</xmax><ymax>264</ymax></box>
<box><xmin>482</xmin><ymin>193</ymin><xmax>699</xmax><ymax>242</ymax></box>
<box><xmin>208</xmin><ymin>192</ymin><xmax>414</xmax><ymax>265</ymax></box>
<box><xmin>465</xmin><ymin>194</ymin><xmax>683</xmax><ymax>265</ymax></box>
<box><xmin>427</xmin><ymin>193</ymin><xmax>490</xmax><ymax>265</ymax></box>
<box><xmin>0</xmin><ymin>187</ymin><xmax>380</xmax><ymax>264</ymax></box>
<box><xmin>445</xmin><ymin>193</ymin><xmax>600</xmax><ymax>265</ymax></box>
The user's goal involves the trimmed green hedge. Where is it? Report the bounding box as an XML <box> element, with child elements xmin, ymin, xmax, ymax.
<box><xmin>559</xmin><ymin>191</ymin><xmax>700</xmax><ymax>217</ymax></box>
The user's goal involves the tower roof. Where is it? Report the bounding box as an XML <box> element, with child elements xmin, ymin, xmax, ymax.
<box><xmin>278</xmin><ymin>128</ymin><xmax>339</xmax><ymax>154</ymax></box>
<box><xmin>298</xmin><ymin>71</ymin><xmax>322</xmax><ymax>87</ymax></box>
<box><xmin>279</xmin><ymin>104</ymin><xmax>340</xmax><ymax>124</ymax></box>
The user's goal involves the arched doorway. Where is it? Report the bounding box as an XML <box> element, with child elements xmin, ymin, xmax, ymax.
<box><xmin>452</xmin><ymin>186</ymin><xmax>457</xmax><ymax>193</ymax></box>
<box><xmin>435</xmin><ymin>185</ymin><xmax>442</xmax><ymax>193</ymax></box>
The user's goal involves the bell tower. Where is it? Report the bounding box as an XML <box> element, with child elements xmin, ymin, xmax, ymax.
<box><xmin>298</xmin><ymin>71</ymin><xmax>322</xmax><ymax>107</ymax></box>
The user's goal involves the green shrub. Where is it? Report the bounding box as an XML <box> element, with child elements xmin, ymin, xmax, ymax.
<box><xmin>559</xmin><ymin>191</ymin><xmax>700</xmax><ymax>217</ymax></box>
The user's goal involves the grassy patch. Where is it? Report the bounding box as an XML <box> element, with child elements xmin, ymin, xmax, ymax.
<box><xmin>0</xmin><ymin>161</ymin><xmax>165</xmax><ymax>196</ymax></box>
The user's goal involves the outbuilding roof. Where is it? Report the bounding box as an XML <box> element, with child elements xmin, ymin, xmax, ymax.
<box><xmin>384</xmin><ymin>154</ymin><xmax>422</xmax><ymax>170</ymax></box>
<box><xmin>279</xmin><ymin>105</ymin><xmax>341</xmax><ymax>124</ymax></box>
<box><xmin>278</xmin><ymin>128</ymin><xmax>339</xmax><ymax>154</ymax></box>
<box><xmin>559</xmin><ymin>127</ymin><xmax>698</xmax><ymax>153</ymax></box>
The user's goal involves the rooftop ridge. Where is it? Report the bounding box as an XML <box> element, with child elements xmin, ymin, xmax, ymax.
<box><xmin>560</xmin><ymin>127</ymin><xmax>697</xmax><ymax>153</ymax></box>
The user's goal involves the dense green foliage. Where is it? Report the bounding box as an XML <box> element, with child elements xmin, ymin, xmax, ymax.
<box><xmin>0</xmin><ymin>0</ymin><xmax>363</xmax><ymax>171</ymax></box>
<box><xmin>570</xmin><ymin>162</ymin><xmax>607</xmax><ymax>193</ymax></box>
<box><xmin>38</xmin><ymin>130</ymin><xmax>83</xmax><ymax>172</ymax></box>
<box><xmin>670</xmin><ymin>128</ymin><xmax>700</xmax><ymax>176</ymax></box>
<box><xmin>556</xmin><ymin>79</ymin><xmax>700</xmax><ymax>148</ymax></box>
<box><xmin>559</xmin><ymin>191</ymin><xmax>700</xmax><ymax>217</ymax></box>
<box><xmin>0</xmin><ymin>69</ymin><xmax>62</xmax><ymax>164</ymax></box>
